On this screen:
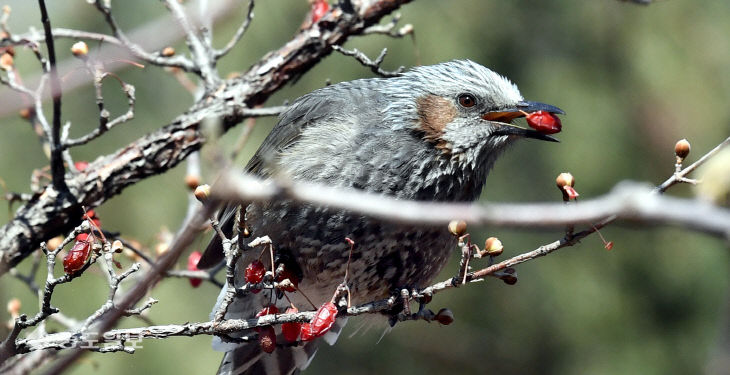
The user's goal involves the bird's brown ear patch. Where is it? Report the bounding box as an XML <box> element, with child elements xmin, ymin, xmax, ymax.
<box><xmin>416</xmin><ymin>95</ymin><xmax>457</xmax><ymax>143</ymax></box>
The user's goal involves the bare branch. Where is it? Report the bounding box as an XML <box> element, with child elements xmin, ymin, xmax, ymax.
<box><xmin>161</xmin><ymin>0</ymin><xmax>219</xmax><ymax>88</ymax></box>
<box><xmin>63</xmin><ymin>70</ymin><xmax>136</xmax><ymax>149</ymax></box>
<box><xmin>0</xmin><ymin>0</ymin><xmax>412</xmax><ymax>276</ymax></box>
<box><xmin>36</xmin><ymin>0</ymin><xmax>67</xmax><ymax>193</ymax></box>
<box><xmin>91</xmin><ymin>0</ymin><xmax>198</xmax><ymax>72</ymax></box>
<box><xmin>214</xmin><ymin>0</ymin><xmax>255</xmax><ymax>59</ymax></box>
<box><xmin>656</xmin><ymin>136</ymin><xmax>730</xmax><ymax>193</ymax></box>
<box><xmin>362</xmin><ymin>13</ymin><xmax>413</xmax><ymax>38</ymax></box>
<box><xmin>332</xmin><ymin>45</ymin><xmax>403</xmax><ymax>77</ymax></box>
<box><xmin>212</xmin><ymin>172</ymin><xmax>730</xmax><ymax>239</ymax></box>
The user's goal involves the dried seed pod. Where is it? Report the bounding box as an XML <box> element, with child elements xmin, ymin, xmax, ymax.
<box><xmin>448</xmin><ymin>220</ymin><xmax>467</xmax><ymax>237</ymax></box>
<box><xmin>111</xmin><ymin>240</ymin><xmax>124</xmax><ymax>253</ymax></box>
<box><xmin>70</xmin><ymin>41</ymin><xmax>89</xmax><ymax>57</ymax></box>
<box><xmin>0</xmin><ymin>53</ymin><xmax>14</xmax><ymax>71</ymax></box>
<box><xmin>435</xmin><ymin>308</ymin><xmax>454</xmax><ymax>325</ymax></box>
<box><xmin>555</xmin><ymin>172</ymin><xmax>575</xmax><ymax>188</ymax></box>
<box><xmin>484</xmin><ymin>237</ymin><xmax>503</xmax><ymax>256</ymax></box>
<box><xmin>46</xmin><ymin>236</ymin><xmax>64</xmax><ymax>251</ymax></box>
<box><xmin>194</xmin><ymin>184</ymin><xmax>211</xmax><ymax>202</ymax></box>
<box><xmin>7</xmin><ymin>298</ymin><xmax>21</xmax><ymax>317</ymax></box>
<box><xmin>161</xmin><ymin>47</ymin><xmax>175</xmax><ymax>57</ymax></box>
<box><xmin>184</xmin><ymin>174</ymin><xmax>200</xmax><ymax>190</ymax></box>
<box><xmin>675</xmin><ymin>139</ymin><xmax>690</xmax><ymax>159</ymax></box>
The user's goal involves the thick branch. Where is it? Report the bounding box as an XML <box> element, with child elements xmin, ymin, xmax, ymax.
<box><xmin>0</xmin><ymin>0</ymin><xmax>412</xmax><ymax>277</ymax></box>
<box><xmin>212</xmin><ymin>172</ymin><xmax>730</xmax><ymax>239</ymax></box>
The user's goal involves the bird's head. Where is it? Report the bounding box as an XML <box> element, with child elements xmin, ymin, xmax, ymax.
<box><xmin>384</xmin><ymin>60</ymin><xmax>564</xmax><ymax>157</ymax></box>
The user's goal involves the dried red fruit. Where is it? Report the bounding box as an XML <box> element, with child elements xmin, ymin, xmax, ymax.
<box><xmin>63</xmin><ymin>233</ymin><xmax>92</xmax><ymax>274</ymax></box>
<box><xmin>257</xmin><ymin>305</ymin><xmax>280</xmax><ymax>317</ymax></box>
<box><xmin>674</xmin><ymin>139</ymin><xmax>691</xmax><ymax>159</ymax></box>
<box><xmin>300</xmin><ymin>323</ymin><xmax>314</xmax><ymax>342</ymax></box>
<box><xmin>83</xmin><ymin>209</ymin><xmax>101</xmax><ymax>228</ymax></box>
<box><xmin>74</xmin><ymin>161</ymin><xmax>89</xmax><ymax>171</ymax></box>
<box><xmin>276</xmin><ymin>268</ymin><xmax>299</xmax><ymax>292</ymax></box>
<box><xmin>187</xmin><ymin>251</ymin><xmax>202</xmax><ymax>288</ymax></box>
<box><xmin>282</xmin><ymin>306</ymin><xmax>301</xmax><ymax>342</ymax></box>
<box><xmin>311</xmin><ymin>0</ymin><xmax>329</xmax><ymax>23</ymax></box>
<box><xmin>245</xmin><ymin>260</ymin><xmax>266</xmax><ymax>284</ymax></box>
<box><xmin>308</xmin><ymin>302</ymin><xmax>337</xmax><ymax>339</ymax></box>
<box><xmin>258</xmin><ymin>325</ymin><xmax>276</xmax><ymax>354</ymax></box>
<box><xmin>526</xmin><ymin>110</ymin><xmax>562</xmax><ymax>134</ymax></box>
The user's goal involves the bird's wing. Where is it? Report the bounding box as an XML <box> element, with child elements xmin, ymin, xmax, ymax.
<box><xmin>197</xmin><ymin>88</ymin><xmax>349</xmax><ymax>268</ymax></box>
<box><xmin>245</xmin><ymin>90</ymin><xmax>349</xmax><ymax>176</ymax></box>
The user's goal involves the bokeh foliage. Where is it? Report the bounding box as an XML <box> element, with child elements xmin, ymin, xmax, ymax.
<box><xmin>1</xmin><ymin>1</ymin><xmax>729</xmax><ymax>374</ymax></box>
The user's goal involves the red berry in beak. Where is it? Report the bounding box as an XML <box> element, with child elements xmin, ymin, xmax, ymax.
<box><xmin>526</xmin><ymin>110</ymin><xmax>562</xmax><ymax>134</ymax></box>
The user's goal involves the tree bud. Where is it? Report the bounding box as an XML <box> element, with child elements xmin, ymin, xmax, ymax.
<box><xmin>194</xmin><ymin>184</ymin><xmax>210</xmax><ymax>202</ymax></box>
<box><xmin>556</xmin><ymin>172</ymin><xmax>575</xmax><ymax>188</ymax></box>
<box><xmin>0</xmin><ymin>53</ymin><xmax>14</xmax><ymax>71</ymax></box>
<box><xmin>161</xmin><ymin>47</ymin><xmax>175</xmax><ymax>57</ymax></box>
<box><xmin>674</xmin><ymin>139</ymin><xmax>690</xmax><ymax>159</ymax></box>
<box><xmin>448</xmin><ymin>220</ymin><xmax>467</xmax><ymax>236</ymax></box>
<box><xmin>484</xmin><ymin>237</ymin><xmax>503</xmax><ymax>256</ymax></box>
<box><xmin>70</xmin><ymin>41</ymin><xmax>89</xmax><ymax>57</ymax></box>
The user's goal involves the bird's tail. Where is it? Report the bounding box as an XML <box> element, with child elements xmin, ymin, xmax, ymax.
<box><xmin>212</xmin><ymin>286</ymin><xmax>348</xmax><ymax>375</ymax></box>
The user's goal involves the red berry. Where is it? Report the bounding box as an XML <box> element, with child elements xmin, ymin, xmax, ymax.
<box><xmin>74</xmin><ymin>161</ymin><xmax>89</xmax><ymax>171</ymax></box>
<box><xmin>276</xmin><ymin>268</ymin><xmax>299</xmax><ymax>292</ymax></box>
<box><xmin>245</xmin><ymin>260</ymin><xmax>266</xmax><ymax>284</ymax></box>
<box><xmin>308</xmin><ymin>302</ymin><xmax>337</xmax><ymax>339</ymax></box>
<box><xmin>300</xmin><ymin>323</ymin><xmax>314</xmax><ymax>342</ymax></box>
<box><xmin>311</xmin><ymin>0</ymin><xmax>329</xmax><ymax>23</ymax></box>
<box><xmin>64</xmin><ymin>234</ymin><xmax>92</xmax><ymax>274</ymax></box>
<box><xmin>282</xmin><ymin>307</ymin><xmax>301</xmax><ymax>342</ymax></box>
<box><xmin>525</xmin><ymin>110</ymin><xmax>562</xmax><ymax>134</ymax></box>
<box><xmin>258</xmin><ymin>325</ymin><xmax>276</xmax><ymax>354</ymax></box>
<box><xmin>187</xmin><ymin>251</ymin><xmax>202</xmax><ymax>288</ymax></box>
<box><xmin>256</xmin><ymin>305</ymin><xmax>280</xmax><ymax>317</ymax></box>
<box><xmin>83</xmin><ymin>209</ymin><xmax>101</xmax><ymax>228</ymax></box>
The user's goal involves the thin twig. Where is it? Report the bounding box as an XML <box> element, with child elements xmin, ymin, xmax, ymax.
<box><xmin>214</xmin><ymin>0</ymin><xmax>255</xmax><ymax>59</ymax></box>
<box><xmin>91</xmin><ymin>0</ymin><xmax>198</xmax><ymax>72</ymax></box>
<box><xmin>332</xmin><ymin>45</ymin><xmax>404</xmax><ymax>77</ymax></box>
<box><xmin>161</xmin><ymin>0</ymin><xmax>219</xmax><ymax>88</ymax></box>
<box><xmin>656</xmin><ymin>136</ymin><xmax>730</xmax><ymax>193</ymax></box>
<box><xmin>37</xmin><ymin>0</ymin><xmax>67</xmax><ymax>193</ymax></box>
<box><xmin>64</xmin><ymin>69</ymin><xmax>136</xmax><ymax>148</ymax></box>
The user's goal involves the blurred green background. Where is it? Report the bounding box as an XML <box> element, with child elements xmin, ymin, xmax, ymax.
<box><xmin>1</xmin><ymin>0</ymin><xmax>730</xmax><ymax>374</ymax></box>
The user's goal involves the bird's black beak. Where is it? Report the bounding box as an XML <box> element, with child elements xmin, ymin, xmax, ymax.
<box><xmin>482</xmin><ymin>100</ymin><xmax>565</xmax><ymax>142</ymax></box>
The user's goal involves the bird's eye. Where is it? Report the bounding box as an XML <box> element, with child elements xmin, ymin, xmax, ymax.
<box><xmin>457</xmin><ymin>93</ymin><xmax>477</xmax><ymax>108</ymax></box>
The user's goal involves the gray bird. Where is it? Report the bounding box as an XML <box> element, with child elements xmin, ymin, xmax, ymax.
<box><xmin>200</xmin><ymin>59</ymin><xmax>563</xmax><ymax>374</ymax></box>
